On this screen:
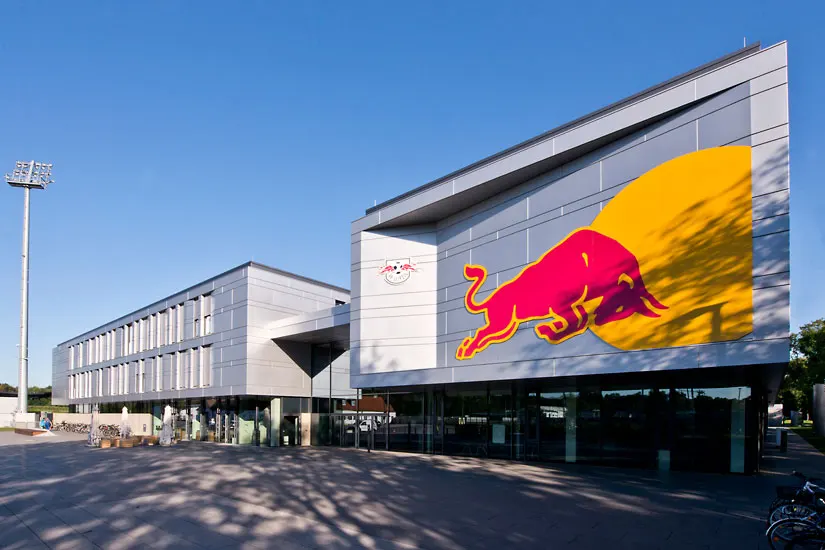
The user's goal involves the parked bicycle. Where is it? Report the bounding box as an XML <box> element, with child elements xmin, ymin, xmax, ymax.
<box><xmin>766</xmin><ymin>472</ymin><xmax>825</xmax><ymax>549</ymax></box>
<box><xmin>51</xmin><ymin>421</ymin><xmax>121</xmax><ymax>439</ymax></box>
<box><xmin>767</xmin><ymin>517</ymin><xmax>825</xmax><ymax>549</ymax></box>
<box><xmin>768</xmin><ymin>472</ymin><xmax>825</xmax><ymax>525</ymax></box>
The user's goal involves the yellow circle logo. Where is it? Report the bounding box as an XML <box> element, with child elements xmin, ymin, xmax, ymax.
<box><xmin>590</xmin><ymin>146</ymin><xmax>753</xmax><ymax>350</ymax></box>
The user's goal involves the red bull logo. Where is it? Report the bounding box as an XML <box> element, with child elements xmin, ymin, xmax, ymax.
<box><xmin>455</xmin><ymin>146</ymin><xmax>755</xmax><ymax>357</ymax></box>
<box><xmin>455</xmin><ymin>228</ymin><xmax>667</xmax><ymax>360</ymax></box>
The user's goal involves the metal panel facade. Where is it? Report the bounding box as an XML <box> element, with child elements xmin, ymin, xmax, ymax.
<box><xmin>350</xmin><ymin>43</ymin><xmax>790</xmax><ymax>389</ymax></box>
<box><xmin>52</xmin><ymin>263</ymin><xmax>350</xmax><ymax>406</ymax></box>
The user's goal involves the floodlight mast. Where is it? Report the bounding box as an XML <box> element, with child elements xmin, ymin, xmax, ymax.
<box><xmin>5</xmin><ymin>160</ymin><xmax>53</xmax><ymax>416</ymax></box>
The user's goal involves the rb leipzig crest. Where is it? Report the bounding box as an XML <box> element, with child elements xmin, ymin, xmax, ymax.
<box><xmin>378</xmin><ymin>259</ymin><xmax>417</xmax><ymax>285</ymax></box>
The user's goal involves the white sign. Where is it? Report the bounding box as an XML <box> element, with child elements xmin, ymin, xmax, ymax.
<box><xmin>377</xmin><ymin>258</ymin><xmax>417</xmax><ymax>286</ymax></box>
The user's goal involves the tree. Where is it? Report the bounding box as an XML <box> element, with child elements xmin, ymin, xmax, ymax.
<box><xmin>780</xmin><ymin>319</ymin><xmax>825</xmax><ymax>417</ymax></box>
<box><xmin>793</xmin><ymin>319</ymin><xmax>825</xmax><ymax>379</ymax></box>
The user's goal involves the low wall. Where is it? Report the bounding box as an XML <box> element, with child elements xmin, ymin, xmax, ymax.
<box><xmin>53</xmin><ymin>413</ymin><xmax>154</xmax><ymax>436</ymax></box>
<box><xmin>0</xmin><ymin>397</ymin><xmax>16</xmax><ymax>428</ymax></box>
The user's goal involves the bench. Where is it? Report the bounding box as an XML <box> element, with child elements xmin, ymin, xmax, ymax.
<box><xmin>14</xmin><ymin>428</ymin><xmax>48</xmax><ymax>436</ymax></box>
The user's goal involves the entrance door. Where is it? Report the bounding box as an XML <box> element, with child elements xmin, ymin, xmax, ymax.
<box><xmin>282</xmin><ymin>415</ymin><xmax>299</xmax><ymax>446</ymax></box>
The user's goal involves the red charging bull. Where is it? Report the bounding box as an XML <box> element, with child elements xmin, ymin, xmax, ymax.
<box><xmin>456</xmin><ymin>228</ymin><xmax>667</xmax><ymax>360</ymax></box>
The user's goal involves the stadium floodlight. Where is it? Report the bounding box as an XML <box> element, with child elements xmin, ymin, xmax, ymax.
<box><xmin>6</xmin><ymin>160</ymin><xmax>54</xmax><ymax>416</ymax></box>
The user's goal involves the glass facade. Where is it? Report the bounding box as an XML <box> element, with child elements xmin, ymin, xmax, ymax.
<box><xmin>350</xmin><ymin>375</ymin><xmax>760</xmax><ymax>474</ymax></box>
<box><xmin>76</xmin><ymin>372</ymin><xmax>761</xmax><ymax>475</ymax></box>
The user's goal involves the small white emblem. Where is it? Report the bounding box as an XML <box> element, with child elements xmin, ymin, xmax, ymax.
<box><xmin>378</xmin><ymin>258</ymin><xmax>417</xmax><ymax>285</ymax></box>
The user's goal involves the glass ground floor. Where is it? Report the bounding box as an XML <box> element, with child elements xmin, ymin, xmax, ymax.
<box><xmin>343</xmin><ymin>368</ymin><xmax>772</xmax><ymax>475</ymax></box>
<box><xmin>89</xmin><ymin>396</ymin><xmax>329</xmax><ymax>447</ymax></box>
<box><xmin>71</xmin><ymin>367</ymin><xmax>775</xmax><ymax>474</ymax></box>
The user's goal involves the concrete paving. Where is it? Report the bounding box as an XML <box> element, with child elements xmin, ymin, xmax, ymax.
<box><xmin>0</xmin><ymin>429</ymin><xmax>820</xmax><ymax>549</ymax></box>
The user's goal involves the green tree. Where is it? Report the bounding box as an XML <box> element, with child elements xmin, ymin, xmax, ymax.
<box><xmin>781</xmin><ymin>319</ymin><xmax>825</xmax><ymax>416</ymax></box>
<box><xmin>794</xmin><ymin>319</ymin><xmax>825</xmax><ymax>379</ymax></box>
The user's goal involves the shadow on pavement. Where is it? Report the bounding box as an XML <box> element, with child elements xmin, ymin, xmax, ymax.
<box><xmin>0</xmin><ymin>431</ymin><xmax>820</xmax><ymax>549</ymax></box>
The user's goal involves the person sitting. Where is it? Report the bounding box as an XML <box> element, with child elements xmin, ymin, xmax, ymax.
<box><xmin>44</xmin><ymin>417</ymin><xmax>52</xmax><ymax>431</ymax></box>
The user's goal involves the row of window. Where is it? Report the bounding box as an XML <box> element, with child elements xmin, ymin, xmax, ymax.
<box><xmin>69</xmin><ymin>294</ymin><xmax>213</xmax><ymax>370</ymax></box>
<box><xmin>69</xmin><ymin>346</ymin><xmax>212</xmax><ymax>399</ymax></box>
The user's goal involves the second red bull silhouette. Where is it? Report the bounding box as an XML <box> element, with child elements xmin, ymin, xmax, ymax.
<box><xmin>456</xmin><ymin>228</ymin><xmax>667</xmax><ymax>360</ymax></box>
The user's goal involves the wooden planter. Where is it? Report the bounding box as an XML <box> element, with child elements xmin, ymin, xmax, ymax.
<box><xmin>194</xmin><ymin>431</ymin><xmax>200</xmax><ymax>441</ymax></box>
<box><xmin>120</xmin><ymin>439</ymin><xmax>134</xmax><ymax>448</ymax></box>
<box><xmin>112</xmin><ymin>438</ymin><xmax>121</xmax><ymax>448</ymax></box>
<box><xmin>143</xmin><ymin>436</ymin><xmax>159</xmax><ymax>446</ymax></box>
<box><xmin>208</xmin><ymin>432</ymin><xmax>215</xmax><ymax>442</ymax></box>
<box><xmin>100</xmin><ymin>439</ymin><xmax>112</xmax><ymax>449</ymax></box>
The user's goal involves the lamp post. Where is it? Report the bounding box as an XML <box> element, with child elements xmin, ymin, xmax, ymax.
<box><xmin>5</xmin><ymin>160</ymin><xmax>53</xmax><ymax>416</ymax></box>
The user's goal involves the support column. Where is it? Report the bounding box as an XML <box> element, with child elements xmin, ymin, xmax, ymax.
<box><xmin>565</xmin><ymin>393</ymin><xmax>577</xmax><ymax>463</ymax></box>
<box><xmin>270</xmin><ymin>397</ymin><xmax>281</xmax><ymax>447</ymax></box>
<box><xmin>730</xmin><ymin>394</ymin><xmax>746</xmax><ymax>473</ymax></box>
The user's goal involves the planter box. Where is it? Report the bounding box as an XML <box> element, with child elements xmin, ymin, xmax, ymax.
<box><xmin>112</xmin><ymin>438</ymin><xmax>121</xmax><ymax>448</ymax></box>
<box><xmin>121</xmin><ymin>439</ymin><xmax>134</xmax><ymax>448</ymax></box>
<box><xmin>100</xmin><ymin>439</ymin><xmax>112</xmax><ymax>449</ymax></box>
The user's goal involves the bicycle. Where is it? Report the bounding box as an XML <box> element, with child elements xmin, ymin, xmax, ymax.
<box><xmin>768</xmin><ymin>472</ymin><xmax>825</xmax><ymax>525</ymax></box>
<box><xmin>767</xmin><ymin>517</ymin><xmax>825</xmax><ymax>549</ymax></box>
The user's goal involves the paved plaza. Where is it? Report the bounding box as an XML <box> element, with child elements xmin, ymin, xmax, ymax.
<box><xmin>0</xmin><ymin>430</ymin><xmax>819</xmax><ymax>550</ymax></box>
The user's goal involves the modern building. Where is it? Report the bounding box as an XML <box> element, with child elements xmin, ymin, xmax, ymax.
<box><xmin>52</xmin><ymin>262</ymin><xmax>355</xmax><ymax>446</ymax></box>
<box><xmin>54</xmin><ymin>41</ymin><xmax>790</xmax><ymax>473</ymax></box>
<box><xmin>274</xmin><ymin>41</ymin><xmax>791</xmax><ymax>473</ymax></box>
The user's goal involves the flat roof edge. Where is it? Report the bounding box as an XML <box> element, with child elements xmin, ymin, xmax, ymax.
<box><xmin>56</xmin><ymin>261</ymin><xmax>349</xmax><ymax>347</ymax></box>
<box><xmin>363</xmin><ymin>41</ymin><xmax>763</xmax><ymax>217</ymax></box>
<box><xmin>247</xmin><ymin>262</ymin><xmax>350</xmax><ymax>295</ymax></box>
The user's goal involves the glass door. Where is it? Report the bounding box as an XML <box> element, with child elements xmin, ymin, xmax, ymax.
<box><xmin>282</xmin><ymin>415</ymin><xmax>298</xmax><ymax>446</ymax></box>
<box><xmin>488</xmin><ymin>386</ymin><xmax>512</xmax><ymax>459</ymax></box>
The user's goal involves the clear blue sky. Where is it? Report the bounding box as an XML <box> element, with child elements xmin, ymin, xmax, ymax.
<box><xmin>0</xmin><ymin>2</ymin><xmax>821</xmax><ymax>387</ymax></box>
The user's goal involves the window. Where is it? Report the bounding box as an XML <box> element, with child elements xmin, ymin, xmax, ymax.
<box><xmin>127</xmin><ymin>324</ymin><xmax>134</xmax><ymax>355</ymax></box>
<box><xmin>146</xmin><ymin>317</ymin><xmax>153</xmax><ymax>351</ymax></box>
<box><xmin>201</xmin><ymin>294</ymin><xmax>213</xmax><ymax>335</ymax></box>
<box><xmin>174</xmin><ymin>351</ymin><xmax>181</xmax><ymax>389</ymax></box>
<box><xmin>155</xmin><ymin>355</ymin><xmax>163</xmax><ymax>392</ymax></box>
<box><xmin>167</xmin><ymin>307</ymin><xmax>174</xmax><ymax>344</ymax></box>
<box><xmin>192</xmin><ymin>348</ymin><xmax>200</xmax><ymax>388</ymax></box>
<box><xmin>193</xmin><ymin>297</ymin><xmax>200</xmax><ymax>338</ymax></box>
<box><xmin>335</xmin><ymin>299</ymin><xmax>346</xmax><ymax>306</ymax></box>
<box><xmin>183</xmin><ymin>350</ymin><xmax>192</xmax><ymax>388</ymax></box>
<box><xmin>201</xmin><ymin>346</ymin><xmax>211</xmax><ymax>387</ymax></box>
<box><xmin>177</xmin><ymin>304</ymin><xmax>184</xmax><ymax>342</ymax></box>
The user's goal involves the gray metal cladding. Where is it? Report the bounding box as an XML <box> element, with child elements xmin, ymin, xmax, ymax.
<box><xmin>53</xmin><ymin>262</ymin><xmax>351</xmax><ymax>405</ymax></box>
<box><xmin>350</xmin><ymin>43</ymin><xmax>790</xmax><ymax>388</ymax></box>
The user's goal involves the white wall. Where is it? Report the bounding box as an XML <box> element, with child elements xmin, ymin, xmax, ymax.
<box><xmin>353</xmin><ymin>225</ymin><xmax>438</xmax><ymax>374</ymax></box>
<box><xmin>0</xmin><ymin>397</ymin><xmax>16</xmax><ymax>427</ymax></box>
